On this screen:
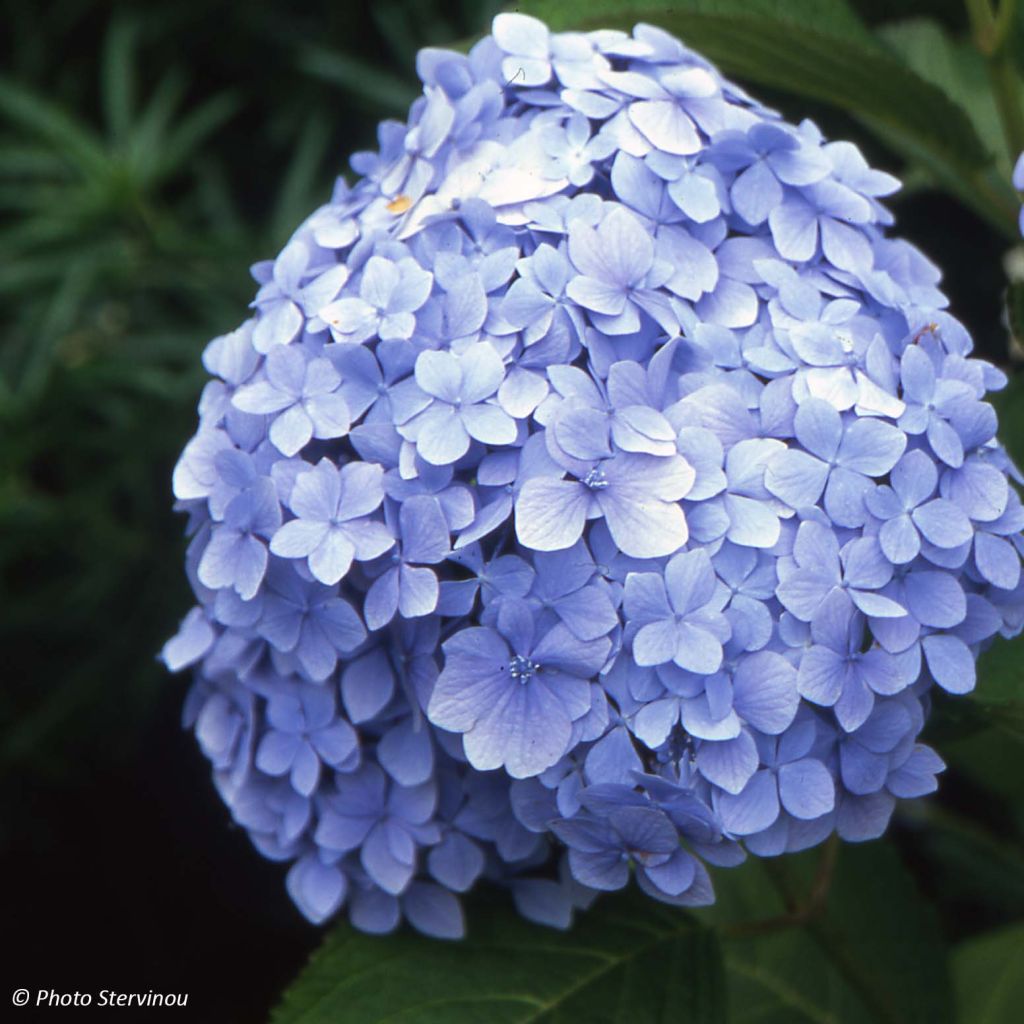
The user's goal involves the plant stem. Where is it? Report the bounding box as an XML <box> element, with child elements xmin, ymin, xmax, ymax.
<box><xmin>966</xmin><ymin>0</ymin><xmax>1024</xmax><ymax>163</ymax></box>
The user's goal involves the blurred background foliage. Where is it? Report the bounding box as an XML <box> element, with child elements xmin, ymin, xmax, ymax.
<box><xmin>2</xmin><ymin>0</ymin><xmax>1023</xmax><ymax>1021</ymax></box>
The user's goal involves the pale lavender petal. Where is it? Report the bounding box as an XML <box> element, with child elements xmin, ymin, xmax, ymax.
<box><xmin>515</xmin><ymin>477</ymin><xmax>589</xmax><ymax>551</ymax></box>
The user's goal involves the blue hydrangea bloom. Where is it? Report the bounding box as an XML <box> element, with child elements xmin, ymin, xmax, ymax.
<box><xmin>164</xmin><ymin>13</ymin><xmax>1024</xmax><ymax>940</ymax></box>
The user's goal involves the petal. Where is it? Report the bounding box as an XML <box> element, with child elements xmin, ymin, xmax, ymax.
<box><xmin>834</xmin><ymin>674</ymin><xmax>875</xmax><ymax>732</ymax></box>
<box><xmin>515</xmin><ymin>477</ymin><xmax>589</xmax><ymax>551</ymax></box>
<box><xmin>565</xmin><ymin>275</ymin><xmax>627</xmax><ymax>315</ymax></box>
<box><xmin>428</xmin><ymin>629</ymin><xmax>509</xmax><ymax>732</ymax></box>
<box><xmin>724</xmin><ymin>494</ymin><xmax>780</xmax><ymax>548</ymax></box>
<box><xmin>848</xmin><ymin>590</ymin><xmax>906</xmax><ymax>619</ymax></box>
<box><xmin>416</xmin><ymin>406</ymin><xmax>471</xmax><ymax>465</ymax></box>
<box><xmin>794</xmin><ymin>398</ymin><xmax>842</xmax><ymax>461</ymax></box>
<box><xmin>927</xmin><ymin>416</ymin><xmax>964</xmax><ymax>468</ymax></box>
<box><xmin>270</xmin><ymin>404</ymin><xmax>313</xmax><ymax>456</ymax></box>
<box><xmin>290</xmin><ymin>460</ymin><xmax>342</xmax><ymax>521</ymax></box>
<box><xmin>974</xmin><ymin>532</ymin><xmax>1021</xmax><ymax>590</ymax></box>
<box><xmin>308</xmin><ymin>528</ymin><xmax>356</xmax><ymax>585</ymax></box>
<box><xmin>902</xmin><ymin>570</ymin><xmax>966</xmax><ymax>628</ymax></box>
<box><xmin>716</xmin><ymin>770</ymin><xmax>780</xmax><ymax>836</ymax></box>
<box><xmin>555</xmin><ymin>404</ymin><xmax>613</xmax><ymax>462</ymax></box>
<box><xmin>922</xmin><ymin>635</ymin><xmax>975</xmax><ymax>694</ymax></box>
<box><xmin>255</xmin><ymin>730</ymin><xmax>299</xmax><ymax>776</ymax></box>
<box><xmin>232</xmin><ymin>380</ymin><xmax>292</xmax><ymax>415</ymax></box>
<box><xmin>338</xmin><ymin>461</ymin><xmax>385</xmax><ymax>519</ymax></box>
<box><xmin>286</xmin><ymin>856</ymin><xmax>346</xmax><ymax>925</ymax></box>
<box><xmin>941</xmin><ymin>461</ymin><xmax>1008</xmax><ymax>522</ymax></box>
<box><xmin>342</xmin><ymin>649</ymin><xmax>396</xmax><ymax>722</ymax></box>
<box><xmin>415</xmin><ymin>350</ymin><xmax>462</xmax><ymax>403</ymax></box>
<box><xmin>879</xmin><ymin>514</ymin><xmax>920</xmax><ymax>565</ymax></box>
<box><xmin>555</xmin><ymin>584</ymin><xmax>619</xmax><ymax>641</ymax></box>
<box><xmin>254</xmin><ymin>300</ymin><xmax>303</xmax><ymax>352</ymax></box>
<box><xmin>797</xmin><ymin>646</ymin><xmax>845</xmax><ymax>706</ymax></box>
<box><xmin>672</xmin><ymin>623</ymin><xmax>724</xmax><ymax>675</ymax></box>
<box><xmin>664</xmin><ymin>548</ymin><xmax>717</xmax><ymax>613</ymax></box>
<box><xmin>623</xmin><ymin>571</ymin><xmax>673</xmax><ymax>624</ymax></box>
<box><xmin>398</xmin><ymin>565</ymin><xmax>440</xmax><ymax>618</ymax></box>
<box><xmin>633</xmin><ymin>619</ymin><xmax>679</xmax><ymax>667</ymax></box>
<box><xmin>697</xmin><ymin>731</ymin><xmax>758</xmax><ymax>794</ymax></box>
<box><xmin>778</xmin><ymin>758</ymin><xmax>835</xmax><ymax>819</ymax></box>
<box><xmin>643</xmin><ymin>849</ymin><xmax>698</xmax><ymax>898</ymax></box>
<box><xmin>361</xmin><ymin>824</ymin><xmax>414</xmax><ymax>895</ymax></box>
<box><xmin>499</xmin><ymin>367</ymin><xmax>549</xmax><ymax>418</ymax></box>
<box><xmin>731</xmin><ymin>159</ymin><xmax>782</xmax><ymax>225</ymax></box>
<box><xmin>348</xmin><ymin>519</ymin><xmax>395</xmax><ymax>561</ymax></box>
<box><xmin>824</xmin><ymin>466</ymin><xmax>873</xmax><ymax>528</ymax></box>
<box><xmin>306</xmin><ymin>393</ymin><xmax>351</xmax><ymax>440</ymax></box>
<box><xmin>316</xmin><ymin>598</ymin><xmax>367</xmax><ymax>654</ymax></box>
<box><xmin>493</xmin><ymin>11</ymin><xmax>549</xmax><ymax>59</ymax></box>
<box><xmin>840</xmin><ymin>741</ymin><xmax>889</xmax><ymax>796</ymax></box>
<box><xmin>768</xmin><ymin>196</ymin><xmax>818</xmax><ymax>262</ymax></box>
<box><xmin>765</xmin><ymin>450</ymin><xmax>829</xmax><ymax>509</ymax></box>
<box><xmin>464</xmin><ymin>677</ymin><xmax>573</xmax><ymax>778</ymax></box>
<box><xmin>270</xmin><ymin>519</ymin><xmax>330</xmax><ymax>559</ymax></box>
<box><xmin>461</xmin><ymin>403</ymin><xmax>517</xmax><ymax>446</ymax></box>
<box><xmin>841</xmin><ymin>537</ymin><xmax>893</xmax><ymax>590</ymax></box>
<box><xmin>598</xmin><ymin>490</ymin><xmax>688</xmax><ymax>559</ymax></box>
<box><xmin>459</xmin><ymin>343</ymin><xmax>506</xmax><ymax>404</ymax></box>
<box><xmin>629</xmin><ymin>100</ymin><xmax>700</xmax><ymax>156</ymax></box>
<box><xmin>912</xmin><ymin>498</ymin><xmax>973</xmax><ymax>549</ymax></box>
<box><xmin>837</xmin><ymin>419</ymin><xmax>906</xmax><ymax>476</ymax></box>
<box><xmin>890</xmin><ymin>449</ymin><xmax>938</xmax><ymax>507</ymax></box>
<box><xmin>379</xmin><ymin>719</ymin><xmax>435</xmax><ymax>787</ymax></box>
<box><xmin>403</xmin><ymin>883</ymin><xmax>465</xmax><ymax>940</ymax></box>
<box><xmin>820</xmin><ymin>216</ymin><xmax>873</xmax><ymax>273</ymax></box>
<box><xmin>732</xmin><ymin>651</ymin><xmax>799</xmax><ymax>734</ymax></box>
<box><xmin>400</xmin><ymin>495</ymin><xmax>450</xmax><ymax>564</ymax></box>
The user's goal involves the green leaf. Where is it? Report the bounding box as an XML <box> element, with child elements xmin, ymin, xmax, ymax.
<box><xmin>1008</xmin><ymin>280</ymin><xmax>1024</xmax><ymax>356</ymax></box>
<box><xmin>952</xmin><ymin>923</ymin><xmax>1024</xmax><ymax>1023</ymax></box>
<box><xmin>0</xmin><ymin>76</ymin><xmax>108</xmax><ymax>179</ymax></box>
<box><xmin>816</xmin><ymin>843</ymin><xmax>953</xmax><ymax>1024</ymax></box>
<box><xmin>100</xmin><ymin>17</ymin><xmax>138</xmax><ymax>145</ymax></box>
<box><xmin>124</xmin><ymin>67</ymin><xmax>186</xmax><ymax>174</ymax></box>
<box><xmin>992</xmin><ymin>354</ymin><xmax>1024</xmax><ymax>467</ymax></box>
<box><xmin>877</xmin><ymin>18</ymin><xmax>1021</xmax><ymax>178</ymax></box>
<box><xmin>704</xmin><ymin>842</ymin><xmax>953</xmax><ymax>1024</ymax></box>
<box><xmin>270</xmin><ymin>113</ymin><xmax>334</xmax><ymax>246</ymax></box>
<box><xmin>272</xmin><ymin>889</ymin><xmax>726</xmax><ymax>1024</ymax></box>
<box><xmin>298</xmin><ymin>45</ymin><xmax>419</xmax><ymax>114</ymax></box>
<box><xmin>917</xmin><ymin>807</ymin><xmax>1024</xmax><ymax>921</ymax></box>
<box><xmin>973</xmin><ymin>635</ymin><xmax>1024</xmax><ymax>714</ymax></box>
<box><xmin>519</xmin><ymin>0</ymin><xmax>1016</xmax><ymax>235</ymax></box>
<box><xmin>153</xmin><ymin>90</ymin><xmax>240</xmax><ymax>185</ymax></box>
<box><xmin>966</xmin><ymin>591</ymin><xmax>1024</xmax><ymax>750</ymax></box>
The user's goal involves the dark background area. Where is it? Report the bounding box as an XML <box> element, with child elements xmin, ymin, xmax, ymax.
<box><xmin>1</xmin><ymin>1</ymin><xmax>1021</xmax><ymax>1021</ymax></box>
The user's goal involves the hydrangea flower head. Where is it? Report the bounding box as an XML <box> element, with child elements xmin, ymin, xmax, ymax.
<box><xmin>164</xmin><ymin>13</ymin><xmax>1024</xmax><ymax>938</ymax></box>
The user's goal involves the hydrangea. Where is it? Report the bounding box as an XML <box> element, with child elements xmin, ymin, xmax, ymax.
<box><xmin>163</xmin><ymin>13</ymin><xmax>1024</xmax><ymax>939</ymax></box>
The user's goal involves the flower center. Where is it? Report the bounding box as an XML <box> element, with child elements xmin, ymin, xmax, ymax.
<box><xmin>508</xmin><ymin>654</ymin><xmax>539</xmax><ymax>684</ymax></box>
<box><xmin>583</xmin><ymin>466</ymin><xmax>609</xmax><ymax>490</ymax></box>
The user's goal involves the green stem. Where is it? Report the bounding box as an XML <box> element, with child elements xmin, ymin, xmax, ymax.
<box><xmin>966</xmin><ymin>0</ymin><xmax>1024</xmax><ymax>164</ymax></box>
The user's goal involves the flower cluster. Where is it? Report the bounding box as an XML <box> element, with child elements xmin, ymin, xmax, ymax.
<box><xmin>164</xmin><ymin>13</ymin><xmax>1024</xmax><ymax>938</ymax></box>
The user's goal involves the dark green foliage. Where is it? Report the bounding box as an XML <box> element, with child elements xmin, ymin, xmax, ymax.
<box><xmin>272</xmin><ymin>889</ymin><xmax>726</xmax><ymax>1024</ymax></box>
